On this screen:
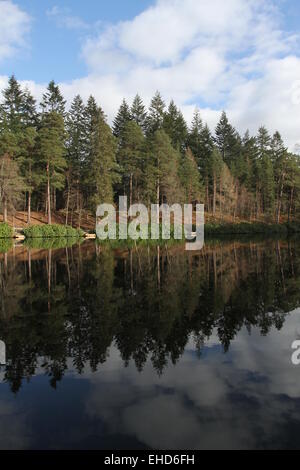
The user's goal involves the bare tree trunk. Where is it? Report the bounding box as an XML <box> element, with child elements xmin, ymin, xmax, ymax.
<box><xmin>76</xmin><ymin>181</ymin><xmax>80</xmax><ymax>212</ymax></box>
<box><xmin>65</xmin><ymin>179</ymin><xmax>70</xmax><ymax>226</ymax></box>
<box><xmin>47</xmin><ymin>163</ymin><xmax>51</xmax><ymax>225</ymax></box>
<box><xmin>130</xmin><ymin>173</ymin><xmax>133</xmax><ymax>207</ymax></box>
<box><xmin>276</xmin><ymin>174</ymin><xmax>285</xmax><ymax>224</ymax></box>
<box><xmin>213</xmin><ymin>173</ymin><xmax>217</xmax><ymax>216</ymax></box>
<box><xmin>27</xmin><ymin>192</ymin><xmax>31</xmax><ymax>225</ymax></box>
<box><xmin>3</xmin><ymin>197</ymin><xmax>7</xmax><ymax>223</ymax></box>
<box><xmin>206</xmin><ymin>178</ymin><xmax>210</xmax><ymax>212</ymax></box>
<box><xmin>233</xmin><ymin>182</ymin><xmax>239</xmax><ymax>221</ymax></box>
<box><xmin>219</xmin><ymin>176</ymin><xmax>222</xmax><ymax>217</ymax></box>
<box><xmin>288</xmin><ymin>186</ymin><xmax>294</xmax><ymax>223</ymax></box>
<box><xmin>78</xmin><ymin>202</ymin><xmax>82</xmax><ymax>230</ymax></box>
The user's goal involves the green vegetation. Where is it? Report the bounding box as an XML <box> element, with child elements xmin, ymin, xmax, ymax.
<box><xmin>1</xmin><ymin>75</ymin><xmax>299</xmax><ymax>228</ymax></box>
<box><xmin>0</xmin><ymin>222</ymin><xmax>13</xmax><ymax>238</ymax></box>
<box><xmin>0</xmin><ymin>238</ymin><xmax>13</xmax><ymax>252</ymax></box>
<box><xmin>205</xmin><ymin>222</ymin><xmax>289</xmax><ymax>236</ymax></box>
<box><xmin>23</xmin><ymin>224</ymin><xmax>84</xmax><ymax>239</ymax></box>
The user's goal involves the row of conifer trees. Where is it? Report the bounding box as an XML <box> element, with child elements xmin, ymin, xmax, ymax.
<box><xmin>0</xmin><ymin>75</ymin><xmax>299</xmax><ymax>225</ymax></box>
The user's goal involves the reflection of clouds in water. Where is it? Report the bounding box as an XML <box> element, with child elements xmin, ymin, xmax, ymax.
<box><xmin>82</xmin><ymin>311</ymin><xmax>300</xmax><ymax>449</ymax></box>
<box><xmin>0</xmin><ymin>400</ymin><xmax>32</xmax><ymax>450</ymax></box>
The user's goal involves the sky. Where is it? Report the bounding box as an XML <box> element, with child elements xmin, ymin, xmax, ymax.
<box><xmin>0</xmin><ymin>0</ymin><xmax>300</xmax><ymax>150</ymax></box>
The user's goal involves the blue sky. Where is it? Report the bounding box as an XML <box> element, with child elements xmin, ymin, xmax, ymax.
<box><xmin>3</xmin><ymin>0</ymin><xmax>154</xmax><ymax>82</ymax></box>
<box><xmin>1</xmin><ymin>0</ymin><xmax>300</xmax><ymax>149</ymax></box>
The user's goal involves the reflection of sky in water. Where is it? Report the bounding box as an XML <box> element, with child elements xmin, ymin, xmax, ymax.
<box><xmin>1</xmin><ymin>311</ymin><xmax>300</xmax><ymax>450</ymax></box>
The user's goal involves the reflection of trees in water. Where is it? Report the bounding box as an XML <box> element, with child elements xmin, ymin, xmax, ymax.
<box><xmin>0</xmin><ymin>239</ymin><xmax>299</xmax><ymax>392</ymax></box>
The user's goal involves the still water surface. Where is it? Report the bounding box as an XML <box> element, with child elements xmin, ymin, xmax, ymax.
<box><xmin>0</xmin><ymin>238</ymin><xmax>300</xmax><ymax>450</ymax></box>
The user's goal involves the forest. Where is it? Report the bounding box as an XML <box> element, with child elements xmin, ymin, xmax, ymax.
<box><xmin>0</xmin><ymin>75</ymin><xmax>299</xmax><ymax>228</ymax></box>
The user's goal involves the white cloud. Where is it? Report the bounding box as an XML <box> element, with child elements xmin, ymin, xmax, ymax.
<box><xmin>73</xmin><ymin>0</ymin><xmax>300</xmax><ymax>148</ymax></box>
<box><xmin>78</xmin><ymin>309</ymin><xmax>300</xmax><ymax>450</ymax></box>
<box><xmin>0</xmin><ymin>0</ymin><xmax>31</xmax><ymax>61</ymax></box>
<box><xmin>2</xmin><ymin>0</ymin><xmax>300</xmax><ymax>149</ymax></box>
<box><xmin>47</xmin><ymin>5</ymin><xmax>89</xmax><ymax>30</ymax></box>
<box><xmin>228</xmin><ymin>56</ymin><xmax>300</xmax><ymax>152</ymax></box>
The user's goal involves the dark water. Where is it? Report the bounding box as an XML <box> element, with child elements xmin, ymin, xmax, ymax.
<box><xmin>0</xmin><ymin>238</ymin><xmax>300</xmax><ymax>450</ymax></box>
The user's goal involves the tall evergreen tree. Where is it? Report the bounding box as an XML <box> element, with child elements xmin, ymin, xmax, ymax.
<box><xmin>144</xmin><ymin>130</ymin><xmax>182</xmax><ymax>205</ymax></box>
<box><xmin>36</xmin><ymin>112</ymin><xmax>67</xmax><ymax>224</ymax></box>
<box><xmin>20</xmin><ymin>88</ymin><xmax>38</xmax><ymax>223</ymax></box>
<box><xmin>131</xmin><ymin>94</ymin><xmax>147</xmax><ymax>131</ymax></box>
<box><xmin>188</xmin><ymin>115</ymin><xmax>214</xmax><ymax>210</ymax></box>
<box><xmin>256</xmin><ymin>127</ymin><xmax>274</xmax><ymax>216</ymax></box>
<box><xmin>22</xmin><ymin>88</ymin><xmax>38</xmax><ymax>127</ymax></box>
<box><xmin>117</xmin><ymin>120</ymin><xmax>145</xmax><ymax>205</ymax></box>
<box><xmin>0</xmin><ymin>75</ymin><xmax>24</xmax><ymax>133</ymax></box>
<box><xmin>215</xmin><ymin>111</ymin><xmax>240</xmax><ymax>168</ymax></box>
<box><xmin>82</xmin><ymin>96</ymin><xmax>104</xmax><ymax>206</ymax></box>
<box><xmin>113</xmin><ymin>99</ymin><xmax>131</xmax><ymax>139</ymax></box>
<box><xmin>180</xmin><ymin>148</ymin><xmax>203</xmax><ymax>203</ymax></box>
<box><xmin>163</xmin><ymin>100</ymin><xmax>188</xmax><ymax>152</ymax></box>
<box><xmin>146</xmin><ymin>91</ymin><xmax>165</xmax><ymax>135</ymax></box>
<box><xmin>187</xmin><ymin>109</ymin><xmax>203</xmax><ymax>158</ymax></box>
<box><xmin>90</xmin><ymin>113</ymin><xmax>119</xmax><ymax>208</ymax></box>
<box><xmin>271</xmin><ymin>131</ymin><xmax>288</xmax><ymax>223</ymax></box>
<box><xmin>40</xmin><ymin>80</ymin><xmax>66</xmax><ymax>116</ymax></box>
<box><xmin>209</xmin><ymin>148</ymin><xmax>223</xmax><ymax>216</ymax></box>
<box><xmin>65</xmin><ymin>95</ymin><xmax>88</xmax><ymax>222</ymax></box>
<box><xmin>0</xmin><ymin>130</ymin><xmax>25</xmax><ymax>222</ymax></box>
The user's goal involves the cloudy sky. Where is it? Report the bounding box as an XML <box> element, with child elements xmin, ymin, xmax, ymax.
<box><xmin>1</xmin><ymin>0</ymin><xmax>300</xmax><ymax>150</ymax></box>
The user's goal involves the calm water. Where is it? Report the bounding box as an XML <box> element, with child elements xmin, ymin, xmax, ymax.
<box><xmin>0</xmin><ymin>238</ymin><xmax>300</xmax><ymax>450</ymax></box>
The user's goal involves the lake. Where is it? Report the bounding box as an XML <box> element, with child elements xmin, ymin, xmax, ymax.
<box><xmin>0</xmin><ymin>238</ymin><xmax>300</xmax><ymax>450</ymax></box>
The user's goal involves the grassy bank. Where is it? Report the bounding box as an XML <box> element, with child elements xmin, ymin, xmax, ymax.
<box><xmin>0</xmin><ymin>223</ymin><xmax>13</xmax><ymax>239</ymax></box>
<box><xmin>23</xmin><ymin>224</ymin><xmax>84</xmax><ymax>239</ymax></box>
<box><xmin>2</xmin><ymin>220</ymin><xmax>300</xmax><ymax>245</ymax></box>
<box><xmin>205</xmin><ymin>221</ymin><xmax>300</xmax><ymax>236</ymax></box>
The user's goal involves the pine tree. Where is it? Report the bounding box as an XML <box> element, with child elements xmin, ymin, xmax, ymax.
<box><xmin>82</xmin><ymin>96</ymin><xmax>104</xmax><ymax>206</ymax></box>
<box><xmin>1</xmin><ymin>79</ymin><xmax>39</xmax><ymax>223</ymax></box>
<box><xmin>187</xmin><ymin>109</ymin><xmax>203</xmax><ymax>158</ymax></box>
<box><xmin>180</xmin><ymin>148</ymin><xmax>203</xmax><ymax>203</ymax></box>
<box><xmin>22</xmin><ymin>88</ymin><xmax>38</xmax><ymax>127</ymax></box>
<box><xmin>146</xmin><ymin>91</ymin><xmax>165</xmax><ymax>135</ymax></box>
<box><xmin>0</xmin><ymin>75</ymin><xmax>24</xmax><ymax>133</ymax></box>
<box><xmin>19</xmin><ymin>126</ymin><xmax>37</xmax><ymax>224</ymax></box>
<box><xmin>113</xmin><ymin>99</ymin><xmax>131</xmax><ymax>139</ymax></box>
<box><xmin>144</xmin><ymin>130</ymin><xmax>183</xmax><ymax>205</ymax></box>
<box><xmin>90</xmin><ymin>113</ymin><xmax>119</xmax><ymax>208</ymax></box>
<box><xmin>271</xmin><ymin>131</ymin><xmax>288</xmax><ymax>223</ymax></box>
<box><xmin>163</xmin><ymin>100</ymin><xmax>188</xmax><ymax>152</ymax></box>
<box><xmin>256</xmin><ymin>127</ymin><xmax>274</xmax><ymax>216</ymax></box>
<box><xmin>0</xmin><ymin>130</ymin><xmax>25</xmax><ymax>222</ymax></box>
<box><xmin>36</xmin><ymin>112</ymin><xmax>67</xmax><ymax>224</ymax></box>
<box><xmin>117</xmin><ymin>120</ymin><xmax>145</xmax><ymax>205</ymax></box>
<box><xmin>188</xmin><ymin>114</ymin><xmax>214</xmax><ymax>211</ymax></box>
<box><xmin>65</xmin><ymin>95</ymin><xmax>88</xmax><ymax>221</ymax></box>
<box><xmin>215</xmin><ymin>111</ymin><xmax>240</xmax><ymax>167</ymax></box>
<box><xmin>261</xmin><ymin>156</ymin><xmax>275</xmax><ymax>217</ymax></box>
<box><xmin>131</xmin><ymin>94</ymin><xmax>147</xmax><ymax>131</ymax></box>
<box><xmin>40</xmin><ymin>80</ymin><xmax>66</xmax><ymax>116</ymax></box>
<box><xmin>209</xmin><ymin>148</ymin><xmax>223</xmax><ymax>216</ymax></box>
<box><xmin>20</xmin><ymin>88</ymin><xmax>38</xmax><ymax>223</ymax></box>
